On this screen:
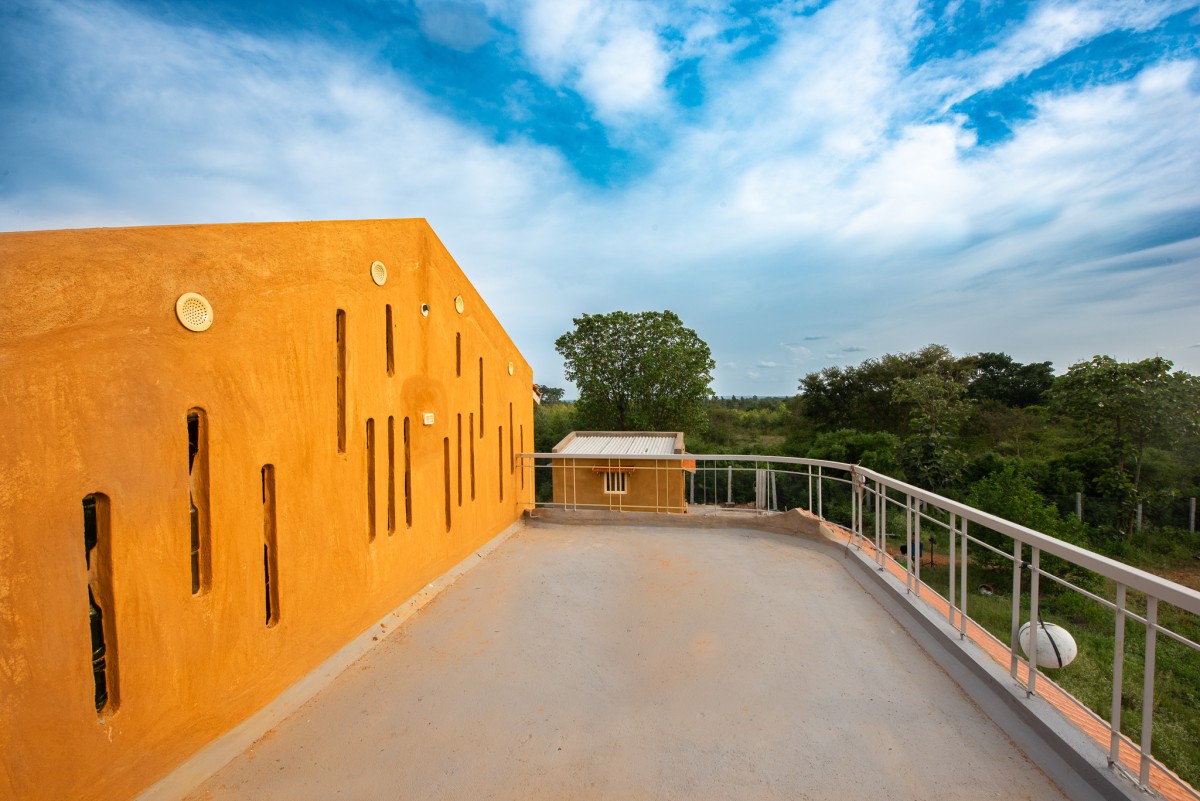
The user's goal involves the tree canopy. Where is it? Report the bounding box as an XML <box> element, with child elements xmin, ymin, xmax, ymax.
<box><xmin>1050</xmin><ymin>355</ymin><xmax>1200</xmax><ymax>535</ymax></box>
<box><xmin>554</xmin><ymin>310</ymin><xmax>715</xmax><ymax>433</ymax></box>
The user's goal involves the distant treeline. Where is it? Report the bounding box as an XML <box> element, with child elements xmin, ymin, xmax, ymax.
<box><xmin>539</xmin><ymin>344</ymin><xmax>1200</xmax><ymax>555</ymax></box>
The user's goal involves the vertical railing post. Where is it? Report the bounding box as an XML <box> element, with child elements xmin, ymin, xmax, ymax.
<box><xmin>1010</xmin><ymin>538</ymin><xmax>1023</xmax><ymax>680</ymax></box>
<box><xmin>876</xmin><ymin>483</ymin><xmax>885</xmax><ymax>570</ymax></box>
<box><xmin>1027</xmin><ymin>547</ymin><xmax>1041</xmax><ymax>696</ymax></box>
<box><xmin>1190</xmin><ymin>496</ymin><xmax>1196</xmax><ymax>533</ymax></box>
<box><xmin>959</xmin><ymin>519</ymin><xmax>969</xmax><ymax>639</ymax></box>
<box><xmin>727</xmin><ymin>465</ymin><xmax>733</xmax><ymax>505</ymax></box>
<box><xmin>1109</xmin><ymin>583</ymin><xmax>1127</xmax><ymax>767</ymax></box>
<box><xmin>914</xmin><ymin>499</ymin><xmax>922</xmax><ymax>598</ymax></box>
<box><xmin>905</xmin><ymin>495</ymin><xmax>914</xmax><ymax>594</ymax></box>
<box><xmin>689</xmin><ymin>471</ymin><xmax>694</xmax><ymax>506</ymax></box>
<box><xmin>1076</xmin><ymin>491</ymin><xmax>1083</xmax><ymax>521</ymax></box>
<box><xmin>852</xmin><ymin>472</ymin><xmax>862</xmax><ymax>548</ymax></box>
<box><xmin>878</xmin><ymin>485</ymin><xmax>887</xmax><ymax>570</ymax></box>
<box><xmin>1139</xmin><ymin>597</ymin><xmax>1158</xmax><ymax>789</ymax></box>
<box><xmin>948</xmin><ymin>512</ymin><xmax>957</xmax><ymax>628</ymax></box>
<box><xmin>807</xmin><ymin>466</ymin><xmax>813</xmax><ymax>513</ymax></box>
<box><xmin>1136</xmin><ymin>502</ymin><xmax>1143</xmax><ymax>534</ymax></box>
<box><xmin>817</xmin><ymin>466</ymin><xmax>824</xmax><ymax>520</ymax></box>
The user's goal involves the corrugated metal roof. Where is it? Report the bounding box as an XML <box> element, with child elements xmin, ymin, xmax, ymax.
<box><xmin>558</xmin><ymin>434</ymin><xmax>679</xmax><ymax>456</ymax></box>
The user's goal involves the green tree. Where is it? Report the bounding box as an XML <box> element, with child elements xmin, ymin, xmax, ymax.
<box><xmin>554</xmin><ymin>310</ymin><xmax>716</xmax><ymax>433</ymax></box>
<box><xmin>536</xmin><ymin>385</ymin><xmax>566</xmax><ymax>404</ymax></box>
<box><xmin>805</xmin><ymin>429</ymin><xmax>903</xmax><ymax>475</ymax></box>
<box><xmin>968</xmin><ymin>353</ymin><xmax>1054</xmax><ymax>407</ymax></box>
<box><xmin>891</xmin><ymin>351</ymin><xmax>974</xmax><ymax>492</ymax></box>
<box><xmin>797</xmin><ymin>344</ymin><xmax>969</xmax><ymax>435</ymax></box>
<box><xmin>1050</xmin><ymin>355</ymin><xmax>1200</xmax><ymax>536</ymax></box>
<box><xmin>533</xmin><ymin>400</ymin><xmax>576</xmax><ymax>453</ymax></box>
<box><xmin>965</xmin><ymin>465</ymin><xmax>1092</xmax><ymax>584</ymax></box>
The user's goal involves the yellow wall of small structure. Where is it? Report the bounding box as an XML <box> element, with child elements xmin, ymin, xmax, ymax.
<box><xmin>551</xmin><ymin>459</ymin><xmax>687</xmax><ymax>513</ymax></box>
<box><xmin>0</xmin><ymin>219</ymin><xmax>533</xmax><ymax>801</ymax></box>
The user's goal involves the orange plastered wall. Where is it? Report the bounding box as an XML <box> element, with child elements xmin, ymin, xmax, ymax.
<box><xmin>0</xmin><ymin>219</ymin><xmax>534</xmax><ymax>801</ymax></box>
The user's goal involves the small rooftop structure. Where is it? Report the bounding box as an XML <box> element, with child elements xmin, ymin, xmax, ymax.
<box><xmin>554</xmin><ymin>431</ymin><xmax>685</xmax><ymax>456</ymax></box>
<box><xmin>550</xmin><ymin>431</ymin><xmax>692</xmax><ymax>513</ymax></box>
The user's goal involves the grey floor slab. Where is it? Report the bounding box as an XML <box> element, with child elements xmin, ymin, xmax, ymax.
<box><xmin>186</xmin><ymin>523</ymin><xmax>1067</xmax><ymax>801</ymax></box>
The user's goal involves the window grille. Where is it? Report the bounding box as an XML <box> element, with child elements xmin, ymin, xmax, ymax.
<box><xmin>603</xmin><ymin>472</ymin><xmax>628</xmax><ymax>495</ymax></box>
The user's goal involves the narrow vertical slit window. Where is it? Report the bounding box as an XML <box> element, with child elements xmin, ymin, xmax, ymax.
<box><xmin>478</xmin><ymin>358</ymin><xmax>484</xmax><ymax>437</ymax></box>
<box><xmin>366</xmin><ymin>418</ymin><xmax>376</xmax><ymax>542</ymax></box>
<box><xmin>403</xmin><ymin>417</ymin><xmax>413</xmax><ymax>528</ymax></box>
<box><xmin>456</xmin><ymin>414</ymin><xmax>463</xmax><ymax>507</ymax></box>
<box><xmin>387</xmin><ymin>416</ymin><xmax>396</xmax><ymax>534</ymax></box>
<box><xmin>83</xmin><ymin>493</ymin><xmax>118</xmax><ymax>715</ymax></box>
<box><xmin>498</xmin><ymin>426</ymin><xmax>504</xmax><ymax>501</ymax></box>
<box><xmin>187</xmin><ymin>408</ymin><xmax>211</xmax><ymax>595</ymax></box>
<box><xmin>469</xmin><ymin>413</ymin><xmax>476</xmax><ymax>500</ymax></box>
<box><xmin>385</xmin><ymin>305</ymin><xmax>394</xmax><ymax>377</ymax></box>
<box><xmin>443</xmin><ymin>437</ymin><xmax>452</xmax><ymax>532</ymax></box>
<box><xmin>262</xmin><ymin>466</ymin><xmax>279</xmax><ymax>627</ymax></box>
<box><xmin>455</xmin><ymin>333</ymin><xmax>461</xmax><ymax>377</ymax></box>
<box><xmin>509</xmin><ymin>403</ymin><xmax>514</xmax><ymax>474</ymax></box>
<box><xmin>336</xmin><ymin>310</ymin><xmax>347</xmax><ymax>453</ymax></box>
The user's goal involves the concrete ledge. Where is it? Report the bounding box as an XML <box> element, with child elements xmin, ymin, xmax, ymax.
<box><xmin>135</xmin><ymin>518</ymin><xmax>527</xmax><ymax>801</ymax></box>
<box><xmin>837</xmin><ymin>543</ymin><xmax>1142</xmax><ymax>801</ymax></box>
<box><xmin>526</xmin><ymin>506</ymin><xmax>824</xmax><ymax>539</ymax></box>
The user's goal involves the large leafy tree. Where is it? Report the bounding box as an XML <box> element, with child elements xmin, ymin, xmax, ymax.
<box><xmin>1051</xmin><ymin>355</ymin><xmax>1200</xmax><ymax>536</ymax></box>
<box><xmin>554</xmin><ymin>310</ymin><xmax>715</xmax><ymax>433</ymax></box>
<box><xmin>798</xmin><ymin>344</ymin><xmax>969</xmax><ymax>435</ymax></box>
<box><xmin>967</xmin><ymin>352</ymin><xmax>1054</xmax><ymax>407</ymax></box>
<box><xmin>893</xmin><ymin>368</ymin><xmax>973</xmax><ymax>491</ymax></box>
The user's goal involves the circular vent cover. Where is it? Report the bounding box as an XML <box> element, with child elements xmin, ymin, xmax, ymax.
<box><xmin>371</xmin><ymin>261</ymin><xmax>388</xmax><ymax>286</ymax></box>
<box><xmin>175</xmin><ymin>292</ymin><xmax>214</xmax><ymax>332</ymax></box>
<box><xmin>454</xmin><ymin>295</ymin><xmax>464</xmax><ymax>314</ymax></box>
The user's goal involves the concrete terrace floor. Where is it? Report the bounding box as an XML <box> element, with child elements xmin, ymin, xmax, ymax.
<box><xmin>186</xmin><ymin>522</ymin><xmax>1068</xmax><ymax>801</ymax></box>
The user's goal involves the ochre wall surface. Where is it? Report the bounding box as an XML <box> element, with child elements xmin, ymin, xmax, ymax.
<box><xmin>551</xmin><ymin>459</ymin><xmax>686</xmax><ymax>513</ymax></box>
<box><xmin>0</xmin><ymin>219</ymin><xmax>533</xmax><ymax>801</ymax></box>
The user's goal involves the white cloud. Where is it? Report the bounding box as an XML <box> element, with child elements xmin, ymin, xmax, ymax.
<box><xmin>415</xmin><ymin>0</ymin><xmax>494</xmax><ymax>52</ymax></box>
<box><xmin>912</xmin><ymin>0</ymin><xmax>1195</xmax><ymax>112</ymax></box>
<box><xmin>516</xmin><ymin>0</ymin><xmax>672</xmax><ymax>121</ymax></box>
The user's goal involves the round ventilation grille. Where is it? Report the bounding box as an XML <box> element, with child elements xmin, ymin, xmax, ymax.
<box><xmin>454</xmin><ymin>295</ymin><xmax>464</xmax><ymax>314</ymax></box>
<box><xmin>508</xmin><ymin>361</ymin><xmax>514</xmax><ymax>375</ymax></box>
<box><xmin>420</xmin><ymin>303</ymin><xmax>430</xmax><ymax>317</ymax></box>
<box><xmin>370</xmin><ymin>261</ymin><xmax>388</xmax><ymax>286</ymax></box>
<box><xmin>175</xmin><ymin>293</ymin><xmax>214</xmax><ymax>332</ymax></box>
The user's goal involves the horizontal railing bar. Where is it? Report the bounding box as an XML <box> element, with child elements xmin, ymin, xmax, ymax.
<box><xmin>963</xmin><ymin>532</ymin><xmax>1020</xmax><ymax>562</ymax></box>
<box><xmin>1157</xmin><ymin>625</ymin><xmax>1200</xmax><ymax>652</ymax></box>
<box><xmin>1034</xmin><ymin>568</ymin><xmax>1120</xmax><ymax>612</ymax></box>
<box><xmin>916</xmin><ymin>509</ymin><xmax>955</xmax><ymax>530</ymax></box>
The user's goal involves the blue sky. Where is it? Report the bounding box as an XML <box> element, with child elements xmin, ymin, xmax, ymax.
<box><xmin>2</xmin><ymin>0</ymin><xmax>1198</xmax><ymax>396</ymax></box>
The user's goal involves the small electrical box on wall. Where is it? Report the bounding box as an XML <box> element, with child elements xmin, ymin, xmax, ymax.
<box><xmin>423</xmin><ymin>413</ymin><xmax>435</xmax><ymax>426</ymax></box>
